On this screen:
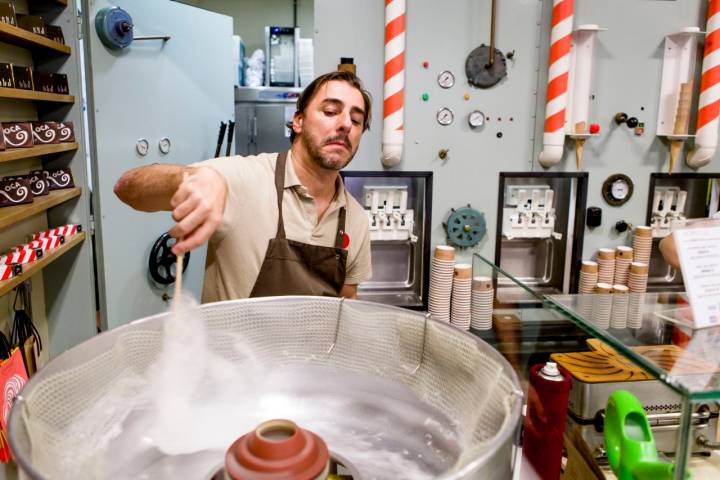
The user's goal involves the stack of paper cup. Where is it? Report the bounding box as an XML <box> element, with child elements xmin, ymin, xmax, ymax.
<box><xmin>471</xmin><ymin>276</ymin><xmax>494</xmax><ymax>330</ymax></box>
<box><xmin>614</xmin><ymin>246</ymin><xmax>634</xmax><ymax>286</ymax></box>
<box><xmin>451</xmin><ymin>264</ymin><xmax>472</xmax><ymax>330</ymax></box>
<box><xmin>597</xmin><ymin>248</ymin><xmax>616</xmax><ymax>284</ymax></box>
<box><xmin>628</xmin><ymin>262</ymin><xmax>649</xmax><ymax>293</ymax></box>
<box><xmin>428</xmin><ymin>246</ymin><xmax>455</xmax><ymax>322</ymax></box>
<box><xmin>610</xmin><ymin>284</ymin><xmax>629</xmax><ymax>329</ymax></box>
<box><xmin>633</xmin><ymin>226</ymin><xmax>653</xmax><ymax>265</ymax></box>
<box><xmin>578</xmin><ymin>261</ymin><xmax>598</xmax><ymax>318</ymax></box>
<box><xmin>579</xmin><ymin>261</ymin><xmax>599</xmax><ymax>293</ymax></box>
<box><xmin>592</xmin><ymin>283</ymin><xmax>613</xmax><ymax>329</ymax></box>
<box><xmin>627</xmin><ymin>262</ymin><xmax>649</xmax><ymax>328</ymax></box>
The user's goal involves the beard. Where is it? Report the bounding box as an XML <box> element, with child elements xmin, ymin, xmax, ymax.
<box><xmin>300</xmin><ymin>130</ymin><xmax>356</xmax><ymax>171</ymax></box>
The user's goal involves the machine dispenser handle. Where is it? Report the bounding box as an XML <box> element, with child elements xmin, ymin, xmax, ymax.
<box><xmin>663</xmin><ymin>190</ymin><xmax>674</xmax><ymax>214</ymax></box>
<box><xmin>518</xmin><ymin>189</ymin><xmax>528</xmax><ymax>210</ymax></box>
<box><xmin>385</xmin><ymin>190</ymin><xmax>395</xmax><ymax>214</ymax></box>
<box><xmin>675</xmin><ymin>190</ymin><xmax>687</xmax><ymax>214</ymax></box>
<box><xmin>545</xmin><ymin>189</ymin><xmax>555</xmax><ymax>211</ymax></box>
<box><xmin>652</xmin><ymin>191</ymin><xmax>662</xmax><ymax>214</ymax></box>
<box><xmin>370</xmin><ymin>190</ymin><xmax>380</xmax><ymax>214</ymax></box>
<box><xmin>399</xmin><ymin>190</ymin><xmax>408</xmax><ymax>214</ymax></box>
<box><xmin>532</xmin><ymin>189</ymin><xmax>542</xmax><ymax>211</ymax></box>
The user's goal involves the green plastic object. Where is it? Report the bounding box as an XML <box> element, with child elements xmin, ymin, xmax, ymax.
<box><xmin>604</xmin><ymin>390</ymin><xmax>688</xmax><ymax>480</ymax></box>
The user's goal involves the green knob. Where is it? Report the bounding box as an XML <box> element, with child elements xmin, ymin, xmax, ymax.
<box><xmin>422</xmin><ymin>93</ymin><xmax>429</xmax><ymax>101</ymax></box>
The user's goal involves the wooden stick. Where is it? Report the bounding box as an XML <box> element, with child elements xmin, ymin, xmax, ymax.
<box><xmin>173</xmin><ymin>172</ymin><xmax>189</xmax><ymax>304</ymax></box>
<box><xmin>670</xmin><ymin>81</ymin><xmax>694</xmax><ymax>174</ymax></box>
<box><xmin>574</xmin><ymin>121</ymin><xmax>586</xmax><ymax>170</ymax></box>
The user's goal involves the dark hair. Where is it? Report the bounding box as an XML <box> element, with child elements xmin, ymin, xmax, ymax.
<box><xmin>289</xmin><ymin>71</ymin><xmax>372</xmax><ymax>142</ymax></box>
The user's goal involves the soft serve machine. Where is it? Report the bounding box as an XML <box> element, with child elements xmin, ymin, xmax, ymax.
<box><xmin>341</xmin><ymin>172</ymin><xmax>432</xmax><ymax>309</ymax></box>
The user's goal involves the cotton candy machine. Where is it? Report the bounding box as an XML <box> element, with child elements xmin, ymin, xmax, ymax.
<box><xmin>9</xmin><ymin>297</ymin><xmax>522</xmax><ymax>479</ymax></box>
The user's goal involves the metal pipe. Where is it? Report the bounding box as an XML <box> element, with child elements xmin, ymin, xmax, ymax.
<box><xmin>488</xmin><ymin>0</ymin><xmax>496</xmax><ymax>66</ymax></box>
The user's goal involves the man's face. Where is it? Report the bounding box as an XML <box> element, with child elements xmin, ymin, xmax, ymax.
<box><xmin>293</xmin><ymin>80</ymin><xmax>366</xmax><ymax>170</ymax></box>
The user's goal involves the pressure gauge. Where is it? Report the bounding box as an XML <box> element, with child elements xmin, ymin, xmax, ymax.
<box><xmin>437</xmin><ymin>107</ymin><xmax>454</xmax><ymax>126</ymax></box>
<box><xmin>602</xmin><ymin>173</ymin><xmax>634</xmax><ymax>206</ymax></box>
<box><xmin>158</xmin><ymin>137</ymin><xmax>171</xmax><ymax>154</ymax></box>
<box><xmin>136</xmin><ymin>138</ymin><xmax>149</xmax><ymax>156</ymax></box>
<box><xmin>468</xmin><ymin>110</ymin><xmax>485</xmax><ymax>129</ymax></box>
<box><xmin>437</xmin><ymin>70</ymin><xmax>455</xmax><ymax>89</ymax></box>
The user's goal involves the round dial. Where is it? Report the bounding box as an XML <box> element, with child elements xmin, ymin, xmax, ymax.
<box><xmin>437</xmin><ymin>70</ymin><xmax>455</xmax><ymax>89</ymax></box>
<box><xmin>136</xmin><ymin>138</ymin><xmax>149</xmax><ymax>156</ymax></box>
<box><xmin>602</xmin><ymin>174</ymin><xmax>634</xmax><ymax>206</ymax></box>
<box><xmin>158</xmin><ymin>137</ymin><xmax>171</xmax><ymax>154</ymax></box>
<box><xmin>468</xmin><ymin>110</ymin><xmax>485</xmax><ymax>129</ymax></box>
<box><xmin>437</xmin><ymin>107</ymin><xmax>454</xmax><ymax>126</ymax></box>
<box><xmin>611</xmin><ymin>180</ymin><xmax>629</xmax><ymax>200</ymax></box>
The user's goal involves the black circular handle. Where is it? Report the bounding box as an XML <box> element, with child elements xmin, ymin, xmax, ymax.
<box><xmin>626</xmin><ymin>117</ymin><xmax>639</xmax><ymax>129</ymax></box>
<box><xmin>148</xmin><ymin>232</ymin><xmax>190</xmax><ymax>285</ymax></box>
<box><xmin>615</xmin><ymin>220</ymin><xmax>629</xmax><ymax>233</ymax></box>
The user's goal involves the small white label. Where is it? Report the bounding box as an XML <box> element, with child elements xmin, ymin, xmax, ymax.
<box><xmin>284</xmin><ymin>106</ymin><xmax>294</xmax><ymax>138</ymax></box>
<box><xmin>675</xmin><ymin>225</ymin><xmax>720</xmax><ymax>328</ymax></box>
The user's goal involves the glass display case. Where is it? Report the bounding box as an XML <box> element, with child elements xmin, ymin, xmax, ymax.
<box><xmin>470</xmin><ymin>253</ymin><xmax>720</xmax><ymax>479</ymax></box>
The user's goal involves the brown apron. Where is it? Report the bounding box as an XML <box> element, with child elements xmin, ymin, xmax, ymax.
<box><xmin>249</xmin><ymin>151</ymin><xmax>348</xmax><ymax>297</ymax></box>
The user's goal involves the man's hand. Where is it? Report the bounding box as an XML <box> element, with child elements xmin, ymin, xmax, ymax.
<box><xmin>168</xmin><ymin>166</ymin><xmax>227</xmax><ymax>254</ymax></box>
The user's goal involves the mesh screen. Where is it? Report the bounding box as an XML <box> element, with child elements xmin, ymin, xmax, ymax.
<box><xmin>13</xmin><ymin>297</ymin><xmax>521</xmax><ymax>478</ymax></box>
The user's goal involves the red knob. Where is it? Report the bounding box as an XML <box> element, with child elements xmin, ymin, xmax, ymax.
<box><xmin>422</xmin><ymin>61</ymin><xmax>429</xmax><ymax>69</ymax></box>
<box><xmin>589</xmin><ymin>123</ymin><xmax>600</xmax><ymax>134</ymax></box>
<box><xmin>225</xmin><ymin>419</ymin><xmax>329</xmax><ymax>480</ymax></box>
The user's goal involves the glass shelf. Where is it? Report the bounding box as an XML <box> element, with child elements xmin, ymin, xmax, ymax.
<box><xmin>546</xmin><ymin>291</ymin><xmax>720</xmax><ymax>401</ymax></box>
<box><xmin>470</xmin><ymin>252</ymin><xmax>720</xmax><ymax>480</ymax></box>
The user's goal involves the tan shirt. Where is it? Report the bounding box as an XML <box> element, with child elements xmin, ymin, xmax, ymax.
<box><xmin>195</xmin><ymin>151</ymin><xmax>372</xmax><ymax>303</ymax></box>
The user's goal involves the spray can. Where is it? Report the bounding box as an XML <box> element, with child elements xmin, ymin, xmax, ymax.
<box><xmin>522</xmin><ymin>361</ymin><xmax>571</xmax><ymax>479</ymax></box>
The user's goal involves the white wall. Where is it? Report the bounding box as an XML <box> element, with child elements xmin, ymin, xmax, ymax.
<box><xmin>178</xmin><ymin>0</ymin><xmax>314</xmax><ymax>54</ymax></box>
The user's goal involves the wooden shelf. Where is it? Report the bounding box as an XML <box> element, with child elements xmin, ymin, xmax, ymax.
<box><xmin>0</xmin><ymin>232</ymin><xmax>85</xmax><ymax>297</ymax></box>
<box><xmin>0</xmin><ymin>87</ymin><xmax>74</xmax><ymax>103</ymax></box>
<box><xmin>0</xmin><ymin>188</ymin><xmax>80</xmax><ymax>230</ymax></box>
<box><xmin>0</xmin><ymin>142</ymin><xmax>78</xmax><ymax>164</ymax></box>
<box><xmin>0</xmin><ymin>21</ymin><xmax>71</xmax><ymax>55</ymax></box>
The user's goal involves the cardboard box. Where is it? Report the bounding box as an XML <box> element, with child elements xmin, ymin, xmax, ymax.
<box><xmin>0</xmin><ymin>63</ymin><xmax>14</xmax><ymax>89</ymax></box>
<box><xmin>16</xmin><ymin>14</ymin><xmax>46</xmax><ymax>36</ymax></box>
<box><xmin>55</xmin><ymin>121</ymin><xmax>75</xmax><ymax>142</ymax></box>
<box><xmin>0</xmin><ymin>2</ymin><xmax>16</xmax><ymax>27</ymax></box>
<box><xmin>31</xmin><ymin>167</ymin><xmax>74</xmax><ymax>190</ymax></box>
<box><xmin>52</xmin><ymin>73</ymin><xmax>69</xmax><ymax>94</ymax></box>
<box><xmin>2</xmin><ymin>122</ymin><xmax>34</xmax><ymax>148</ymax></box>
<box><xmin>32</xmin><ymin>70</ymin><xmax>54</xmax><ymax>93</ymax></box>
<box><xmin>31</xmin><ymin>122</ymin><xmax>59</xmax><ymax>144</ymax></box>
<box><xmin>12</xmin><ymin>65</ymin><xmax>33</xmax><ymax>90</ymax></box>
<box><xmin>45</xmin><ymin>25</ymin><xmax>64</xmax><ymax>44</ymax></box>
<box><xmin>0</xmin><ymin>178</ymin><xmax>33</xmax><ymax>207</ymax></box>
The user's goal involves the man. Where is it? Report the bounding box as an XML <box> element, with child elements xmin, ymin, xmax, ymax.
<box><xmin>114</xmin><ymin>71</ymin><xmax>373</xmax><ymax>302</ymax></box>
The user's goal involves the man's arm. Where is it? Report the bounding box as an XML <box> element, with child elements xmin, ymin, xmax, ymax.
<box><xmin>659</xmin><ymin>233</ymin><xmax>680</xmax><ymax>269</ymax></box>
<box><xmin>340</xmin><ymin>284</ymin><xmax>358</xmax><ymax>299</ymax></box>
<box><xmin>114</xmin><ymin>164</ymin><xmax>228</xmax><ymax>254</ymax></box>
<box><xmin>114</xmin><ymin>164</ymin><xmax>188</xmax><ymax>212</ymax></box>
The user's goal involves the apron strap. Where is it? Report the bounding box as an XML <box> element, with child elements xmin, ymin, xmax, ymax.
<box><xmin>274</xmin><ymin>151</ymin><xmax>288</xmax><ymax>239</ymax></box>
<box><xmin>335</xmin><ymin>207</ymin><xmax>347</xmax><ymax>249</ymax></box>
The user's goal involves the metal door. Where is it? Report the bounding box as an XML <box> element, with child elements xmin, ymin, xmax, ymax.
<box><xmin>84</xmin><ymin>0</ymin><xmax>234</xmax><ymax>329</ymax></box>
<box><xmin>234</xmin><ymin>104</ymin><xmax>293</xmax><ymax>156</ymax></box>
<box><xmin>254</xmin><ymin>104</ymin><xmax>293</xmax><ymax>153</ymax></box>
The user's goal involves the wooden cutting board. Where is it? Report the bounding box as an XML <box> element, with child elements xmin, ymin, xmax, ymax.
<box><xmin>550</xmin><ymin>339</ymin><xmax>719</xmax><ymax>383</ymax></box>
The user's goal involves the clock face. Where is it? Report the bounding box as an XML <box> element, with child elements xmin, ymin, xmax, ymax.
<box><xmin>468</xmin><ymin>110</ymin><xmax>485</xmax><ymax>128</ymax></box>
<box><xmin>611</xmin><ymin>179</ymin><xmax>629</xmax><ymax>200</ymax></box>
<box><xmin>438</xmin><ymin>70</ymin><xmax>455</xmax><ymax>89</ymax></box>
<box><xmin>437</xmin><ymin>107</ymin><xmax>454</xmax><ymax>126</ymax></box>
<box><xmin>602</xmin><ymin>174</ymin><xmax>634</xmax><ymax>206</ymax></box>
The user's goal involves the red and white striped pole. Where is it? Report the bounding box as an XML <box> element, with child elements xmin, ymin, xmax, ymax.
<box><xmin>538</xmin><ymin>0</ymin><xmax>574</xmax><ymax>168</ymax></box>
<box><xmin>382</xmin><ymin>0</ymin><xmax>406</xmax><ymax>168</ymax></box>
<box><xmin>688</xmin><ymin>0</ymin><xmax>720</xmax><ymax>168</ymax></box>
